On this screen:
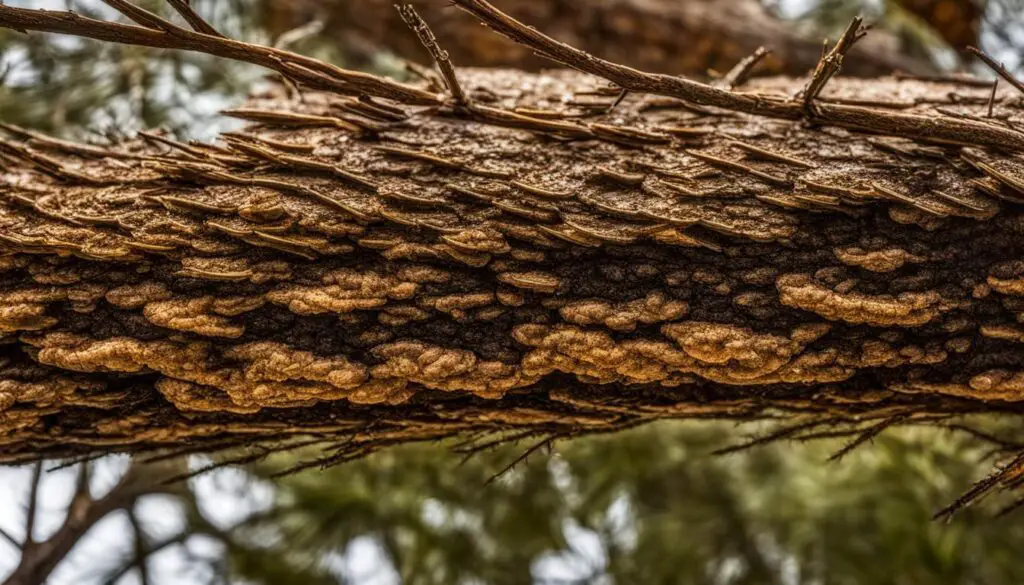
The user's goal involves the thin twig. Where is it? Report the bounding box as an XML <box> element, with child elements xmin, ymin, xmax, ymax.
<box><xmin>126</xmin><ymin>505</ymin><xmax>151</xmax><ymax>585</ymax></box>
<box><xmin>934</xmin><ymin>451</ymin><xmax>1024</xmax><ymax>521</ymax></box>
<box><xmin>396</xmin><ymin>4</ymin><xmax>467</xmax><ymax>105</ymax></box>
<box><xmin>718</xmin><ymin>46</ymin><xmax>771</xmax><ymax>89</ymax></box>
<box><xmin>273</xmin><ymin>18</ymin><xmax>324</xmax><ymax>50</ymax></box>
<box><xmin>802</xmin><ymin>18</ymin><xmax>866</xmax><ymax>110</ymax></box>
<box><xmin>713</xmin><ymin>417</ymin><xmax>842</xmax><ymax>456</ymax></box>
<box><xmin>164</xmin><ymin>0</ymin><xmax>223</xmax><ymax>37</ymax></box>
<box><xmin>968</xmin><ymin>46</ymin><xmax>1024</xmax><ymax>96</ymax></box>
<box><xmin>605</xmin><ymin>88</ymin><xmax>630</xmax><ymax>114</ymax></box>
<box><xmin>101</xmin><ymin>0</ymin><xmax>176</xmax><ymax>32</ymax></box>
<box><xmin>995</xmin><ymin>495</ymin><xmax>1024</xmax><ymax>518</ymax></box>
<box><xmin>447</xmin><ymin>1</ymin><xmax>1024</xmax><ymax>151</ymax></box>
<box><xmin>944</xmin><ymin>423</ymin><xmax>1024</xmax><ymax>452</ymax></box>
<box><xmin>987</xmin><ymin>79</ymin><xmax>998</xmax><ymax>117</ymax></box>
<box><xmin>101</xmin><ymin>532</ymin><xmax>192</xmax><ymax>585</ymax></box>
<box><xmin>484</xmin><ymin>434</ymin><xmax>561</xmax><ymax>486</ymax></box>
<box><xmin>0</xmin><ymin>526</ymin><xmax>22</xmax><ymax>551</ymax></box>
<box><xmin>827</xmin><ymin>413</ymin><xmax>909</xmax><ymax>462</ymax></box>
<box><xmin>0</xmin><ymin>4</ymin><xmax>440</xmax><ymax>105</ymax></box>
<box><xmin>159</xmin><ymin>437</ymin><xmax>336</xmax><ymax>485</ymax></box>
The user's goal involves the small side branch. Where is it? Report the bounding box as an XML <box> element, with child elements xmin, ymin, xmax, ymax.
<box><xmin>101</xmin><ymin>0</ymin><xmax>178</xmax><ymax>32</ymax></box>
<box><xmin>484</xmin><ymin>433</ymin><xmax>563</xmax><ymax>486</ymax></box>
<box><xmin>933</xmin><ymin>451</ymin><xmax>1024</xmax><ymax>521</ymax></box>
<box><xmin>802</xmin><ymin>17</ymin><xmax>866</xmax><ymax>111</ymax></box>
<box><xmin>0</xmin><ymin>527</ymin><xmax>21</xmax><ymax>551</ymax></box>
<box><xmin>827</xmin><ymin>413</ymin><xmax>910</xmax><ymax>463</ymax></box>
<box><xmin>718</xmin><ymin>46</ymin><xmax>771</xmax><ymax>89</ymax></box>
<box><xmin>987</xmin><ymin>79</ymin><xmax>998</xmax><ymax>117</ymax></box>
<box><xmin>0</xmin><ymin>3</ymin><xmax>440</xmax><ymax>105</ymax></box>
<box><xmin>396</xmin><ymin>4</ymin><xmax>467</xmax><ymax>105</ymax></box>
<box><xmin>967</xmin><ymin>46</ymin><xmax>1024</xmax><ymax>96</ymax></box>
<box><xmin>164</xmin><ymin>0</ymin><xmax>224</xmax><ymax>38</ymax></box>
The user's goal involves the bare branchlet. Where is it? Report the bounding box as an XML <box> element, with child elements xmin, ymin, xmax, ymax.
<box><xmin>396</xmin><ymin>4</ymin><xmax>468</xmax><ymax>105</ymax></box>
<box><xmin>447</xmin><ymin>0</ymin><xmax>1024</xmax><ymax>151</ymax></box>
<box><xmin>717</xmin><ymin>46</ymin><xmax>771</xmax><ymax>90</ymax></box>
<box><xmin>164</xmin><ymin>0</ymin><xmax>224</xmax><ymax>37</ymax></box>
<box><xmin>0</xmin><ymin>2</ymin><xmax>440</xmax><ymax>104</ymax></box>
<box><xmin>801</xmin><ymin>17</ymin><xmax>867</xmax><ymax>113</ymax></box>
<box><xmin>968</xmin><ymin>46</ymin><xmax>1024</xmax><ymax>96</ymax></box>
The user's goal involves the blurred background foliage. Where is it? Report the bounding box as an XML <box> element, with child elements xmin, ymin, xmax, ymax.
<box><xmin>4</xmin><ymin>0</ymin><xmax>1024</xmax><ymax>584</ymax></box>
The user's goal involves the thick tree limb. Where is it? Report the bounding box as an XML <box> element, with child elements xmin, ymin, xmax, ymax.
<box><xmin>2</xmin><ymin>1</ymin><xmax>1024</xmax><ymax>519</ymax></box>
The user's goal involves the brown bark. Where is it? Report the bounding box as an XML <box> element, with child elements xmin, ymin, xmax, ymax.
<box><xmin>1</xmin><ymin>1</ymin><xmax>1023</xmax><ymax>514</ymax></box>
<box><xmin>262</xmin><ymin>0</ymin><xmax>938</xmax><ymax>77</ymax></box>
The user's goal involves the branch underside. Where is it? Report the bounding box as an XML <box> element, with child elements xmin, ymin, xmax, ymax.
<box><xmin>2</xmin><ymin>1</ymin><xmax>1024</xmax><ymax>516</ymax></box>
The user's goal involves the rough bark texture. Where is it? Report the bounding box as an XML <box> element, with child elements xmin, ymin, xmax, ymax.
<box><xmin>2</xmin><ymin>2</ymin><xmax>1024</xmax><ymax>512</ymax></box>
<box><xmin>2</xmin><ymin>66</ymin><xmax>1024</xmax><ymax>470</ymax></box>
<box><xmin>262</xmin><ymin>0</ymin><xmax>938</xmax><ymax>77</ymax></box>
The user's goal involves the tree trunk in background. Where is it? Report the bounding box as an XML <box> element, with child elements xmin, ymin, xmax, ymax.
<box><xmin>2</xmin><ymin>66</ymin><xmax>1024</xmax><ymax>465</ymax></box>
<box><xmin>262</xmin><ymin>0</ymin><xmax>938</xmax><ymax>77</ymax></box>
<box><xmin>900</xmin><ymin>0</ymin><xmax>982</xmax><ymax>49</ymax></box>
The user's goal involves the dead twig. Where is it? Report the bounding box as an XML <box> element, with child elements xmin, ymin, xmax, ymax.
<box><xmin>802</xmin><ymin>18</ymin><xmax>866</xmax><ymax>113</ymax></box>
<box><xmin>827</xmin><ymin>413</ymin><xmax>910</xmax><ymax>462</ymax></box>
<box><xmin>447</xmin><ymin>0</ymin><xmax>1024</xmax><ymax>151</ymax></box>
<box><xmin>933</xmin><ymin>451</ymin><xmax>1024</xmax><ymax>521</ymax></box>
<box><xmin>968</xmin><ymin>46</ymin><xmax>1024</xmax><ymax>96</ymax></box>
<box><xmin>484</xmin><ymin>433</ymin><xmax>563</xmax><ymax>486</ymax></box>
<box><xmin>713</xmin><ymin>416</ymin><xmax>843</xmax><ymax>456</ymax></box>
<box><xmin>164</xmin><ymin>0</ymin><xmax>223</xmax><ymax>37</ymax></box>
<box><xmin>718</xmin><ymin>46</ymin><xmax>771</xmax><ymax>89</ymax></box>
<box><xmin>0</xmin><ymin>527</ymin><xmax>21</xmax><ymax>551</ymax></box>
<box><xmin>396</xmin><ymin>4</ymin><xmax>468</xmax><ymax>105</ymax></box>
<box><xmin>0</xmin><ymin>3</ymin><xmax>439</xmax><ymax>105</ymax></box>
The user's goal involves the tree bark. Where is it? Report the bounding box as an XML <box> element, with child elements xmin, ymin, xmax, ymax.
<box><xmin>0</xmin><ymin>3</ymin><xmax>1023</xmax><ymax>508</ymax></box>
<box><xmin>261</xmin><ymin>0</ymin><xmax>939</xmax><ymax>77</ymax></box>
<box><xmin>1</xmin><ymin>65</ymin><xmax>1023</xmax><ymax>466</ymax></box>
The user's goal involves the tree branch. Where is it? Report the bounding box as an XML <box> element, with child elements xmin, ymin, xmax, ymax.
<box><xmin>164</xmin><ymin>0</ymin><xmax>223</xmax><ymax>38</ymax></box>
<box><xmin>967</xmin><ymin>46</ymin><xmax>1024</xmax><ymax>96</ymax></box>
<box><xmin>1</xmin><ymin>459</ymin><xmax>185</xmax><ymax>585</ymax></box>
<box><xmin>718</xmin><ymin>46</ymin><xmax>771</xmax><ymax>90</ymax></box>
<box><xmin>101</xmin><ymin>532</ymin><xmax>191</xmax><ymax>585</ymax></box>
<box><xmin>101</xmin><ymin>0</ymin><xmax>178</xmax><ymax>33</ymax></box>
<box><xmin>0</xmin><ymin>527</ymin><xmax>21</xmax><ymax>552</ymax></box>
<box><xmin>396</xmin><ymin>4</ymin><xmax>467</xmax><ymax>105</ymax></box>
<box><xmin>448</xmin><ymin>0</ymin><xmax>1024</xmax><ymax>151</ymax></box>
<box><xmin>802</xmin><ymin>18</ymin><xmax>866</xmax><ymax>108</ymax></box>
<box><xmin>125</xmin><ymin>506</ymin><xmax>150</xmax><ymax>585</ymax></box>
<box><xmin>22</xmin><ymin>462</ymin><xmax>42</xmax><ymax>548</ymax></box>
<box><xmin>0</xmin><ymin>4</ymin><xmax>439</xmax><ymax>105</ymax></box>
